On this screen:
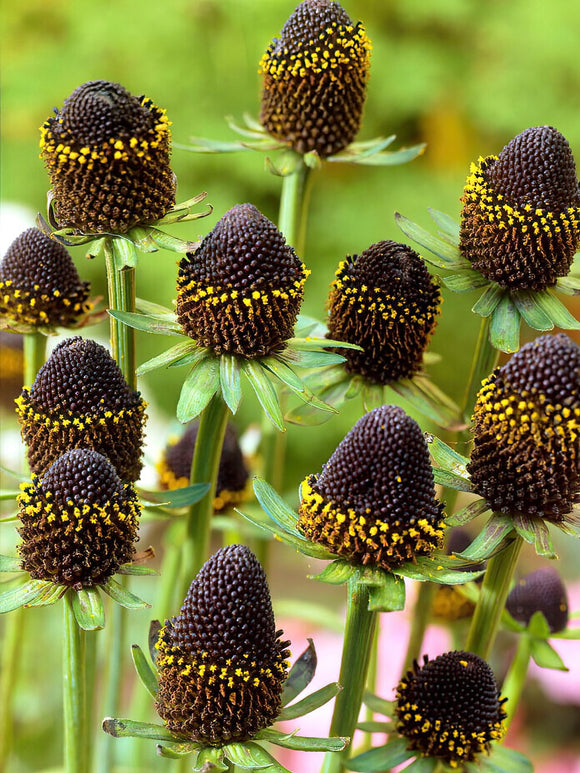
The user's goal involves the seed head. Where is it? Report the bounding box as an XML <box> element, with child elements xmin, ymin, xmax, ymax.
<box><xmin>326</xmin><ymin>240</ymin><xmax>441</xmax><ymax>383</ymax></box>
<box><xmin>16</xmin><ymin>336</ymin><xmax>146</xmax><ymax>480</ymax></box>
<box><xmin>395</xmin><ymin>651</ymin><xmax>507</xmax><ymax>767</ymax></box>
<box><xmin>459</xmin><ymin>126</ymin><xmax>580</xmax><ymax>290</ymax></box>
<box><xmin>298</xmin><ymin>405</ymin><xmax>445</xmax><ymax>569</ymax></box>
<box><xmin>506</xmin><ymin>567</ymin><xmax>569</xmax><ymax>633</ymax></box>
<box><xmin>155</xmin><ymin>544</ymin><xmax>290</xmax><ymax>745</ymax></box>
<box><xmin>259</xmin><ymin>0</ymin><xmax>371</xmax><ymax>158</ymax></box>
<box><xmin>40</xmin><ymin>80</ymin><xmax>176</xmax><ymax>233</ymax></box>
<box><xmin>17</xmin><ymin>448</ymin><xmax>141</xmax><ymax>589</ymax></box>
<box><xmin>467</xmin><ymin>334</ymin><xmax>580</xmax><ymax>521</ymax></box>
<box><xmin>176</xmin><ymin>204</ymin><xmax>309</xmax><ymax>357</ymax></box>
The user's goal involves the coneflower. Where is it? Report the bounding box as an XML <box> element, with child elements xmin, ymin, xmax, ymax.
<box><xmin>506</xmin><ymin>567</ymin><xmax>569</xmax><ymax>634</ymax></box>
<box><xmin>16</xmin><ymin>336</ymin><xmax>146</xmax><ymax>481</ymax></box>
<box><xmin>259</xmin><ymin>0</ymin><xmax>371</xmax><ymax>158</ymax></box>
<box><xmin>40</xmin><ymin>79</ymin><xmax>176</xmax><ymax>233</ymax></box>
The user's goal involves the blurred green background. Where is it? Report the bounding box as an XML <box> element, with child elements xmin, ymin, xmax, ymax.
<box><xmin>2</xmin><ymin>0</ymin><xmax>580</xmax><ymax>770</ymax></box>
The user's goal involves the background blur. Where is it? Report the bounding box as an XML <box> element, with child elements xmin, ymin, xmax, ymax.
<box><xmin>2</xmin><ymin>0</ymin><xmax>580</xmax><ymax>770</ymax></box>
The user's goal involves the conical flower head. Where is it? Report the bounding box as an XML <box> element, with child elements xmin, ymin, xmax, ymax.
<box><xmin>0</xmin><ymin>228</ymin><xmax>91</xmax><ymax>328</ymax></box>
<box><xmin>17</xmin><ymin>448</ymin><xmax>141</xmax><ymax>589</ymax></box>
<box><xmin>155</xmin><ymin>544</ymin><xmax>290</xmax><ymax>745</ymax></box>
<box><xmin>467</xmin><ymin>333</ymin><xmax>580</xmax><ymax>521</ymax></box>
<box><xmin>459</xmin><ymin>126</ymin><xmax>580</xmax><ymax>290</ymax></box>
<box><xmin>158</xmin><ymin>423</ymin><xmax>249</xmax><ymax>512</ymax></box>
<box><xmin>40</xmin><ymin>80</ymin><xmax>176</xmax><ymax>233</ymax></box>
<box><xmin>326</xmin><ymin>240</ymin><xmax>441</xmax><ymax>384</ymax></box>
<box><xmin>395</xmin><ymin>651</ymin><xmax>507</xmax><ymax>766</ymax></box>
<box><xmin>506</xmin><ymin>567</ymin><xmax>569</xmax><ymax>633</ymax></box>
<box><xmin>259</xmin><ymin>0</ymin><xmax>371</xmax><ymax>158</ymax></box>
<box><xmin>298</xmin><ymin>405</ymin><xmax>445</xmax><ymax>569</ymax></box>
<box><xmin>16</xmin><ymin>336</ymin><xmax>146</xmax><ymax>480</ymax></box>
<box><xmin>176</xmin><ymin>204</ymin><xmax>309</xmax><ymax>357</ymax></box>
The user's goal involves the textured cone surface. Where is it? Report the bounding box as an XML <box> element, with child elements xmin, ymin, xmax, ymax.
<box><xmin>395</xmin><ymin>651</ymin><xmax>506</xmax><ymax>766</ymax></box>
<box><xmin>467</xmin><ymin>334</ymin><xmax>580</xmax><ymax>521</ymax></box>
<box><xmin>506</xmin><ymin>567</ymin><xmax>569</xmax><ymax>633</ymax></box>
<box><xmin>327</xmin><ymin>240</ymin><xmax>441</xmax><ymax>383</ymax></box>
<box><xmin>176</xmin><ymin>204</ymin><xmax>308</xmax><ymax>356</ymax></box>
<box><xmin>16</xmin><ymin>336</ymin><xmax>146</xmax><ymax>480</ymax></box>
<box><xmin>40</xmin><ymin>80</ymin><xmax>175</xmax><ymax>233</ymax></box>
<box><xmin>155</xmin><ymin>544</ymin><xmax>289</xmax><ymax>744</ymax></box>
<box><xmin>298</xmin><ymin>405</ymin><xmax>445</xmax><ymax>569</ymax></box>
<box><xmin>459</xmin><ymin>126</ymin><xmax>580</xmax><ymax>290</ymax></box>
<box><xmin>0</xmin><ymin>228</ymin><xmax>91</xmax><ymax>327</ymax></box>
<box><xmin>158</xmin><ymin>423</ymin><xmax>249</xmax><ymax>512</ymax></box>
<box><xmin>0</xmin><ymin>331</ymin><xmax>24</xmax><ymax>410</ymax></box>
<box><xmin>259</xmin><ymin>0</ymin><xmax>371</xmax><ymax>157</ymax></box>
<box><xmin>18</xmin><ymin>448</ymin><xmax>140</xmax><ymax>588</ymax></box>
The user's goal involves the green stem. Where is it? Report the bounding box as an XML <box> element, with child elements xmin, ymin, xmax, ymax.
<box><xmin>104</xmin><ymin>238</ymin><xmax>136</xmax><ymax>389</ymax></box>
<box><xmin>321</xmin><ymin>579</ymin><xmax>377</xmax><ymax>773</ymax></box>
<box><xmin>63</xmin><ymin>591</ymin><xmax>87</xmax><ymax>773</ymax></box>
<box><xmin>465</xmin><ymin>535</ymin><xmax>523</xmax><ymax>658</ymax></box>
<box><xmin>181</xmin><ymin>395</ymin><xmax>230</xmax><ymax>594</ymax></box>
<box><xmin>401</xmin><ymin>581</ymin><xmax>438</xmax><ymax>676</ymax></box>
<box><xmin>96</xmin><ymin>597</ymin><xmax>126</xmax><ymax>773</ymax></box>
<box><xmin>461</xmin><ymin>316</ymin><xmax>499</xmax><ymax>428</ymax></box>
<box><xmin>278</xmin><ymin>156</ymin><xmax>313</xmax><ymax>255</ymax></box>
<box><xmin>23</xmin><ymin>331</ymin><xmax>48</xmax><ymax>385</ymax></box>
<box><xmin>501</xmin><ymin>633</ymin><xmax>532</xmax><ymax>731</ymax></box>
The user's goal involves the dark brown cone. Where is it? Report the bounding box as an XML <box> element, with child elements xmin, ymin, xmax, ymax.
<box><xmin>16</xmin><ymin>336</ymin><xmax>146</xmax><ymax>481</ymax></box>
<box><xmin>297</xmin><ymin>405</ymin><xmax>445</xmax><ymax>570</ymax></box>
<box><xmin>176</xmin><ymin>204</ymin><xmax>308</xmax><ymax>357</ymax></box>
<box><xmin>395</xmin><ymin>651</ymin><xmax>506</xmax><ymax>765</ymax></box>
<box><xmin>326</xmin><ymin>240</ymin><xmax>441</xmax><ymax>383</ymax></box>
<box><xmin>467</xmin><ymin>334</ymin><xmax>580</xmax><ymax>521</ymax></box>
<box><xmin>40</xmin><ymin>80</ymin><xmax>175</xmax><ymax>233</ymax></box>
<box><xmin>459</xmin><ymin>126</ymin><xmax>580</xmax><ymax>290</ymax></box>
<box><xmin>17</xmin><ymin>448</ymin><xmax>140</xmax><ymax>589</ymax></box>
<box><xmin>259</xmin><ymin>0</ymin><xmax>371</xmax><ymax>158</ymax></box>
<box><xmin>506</xmin><ymin>567</ymin><xmax>569</xmax><ymax>633</ymax></box>
<box><xmin>155</xmin><ymin>545</ymin><xmax>290</xmax><ymax>745</ymax></box>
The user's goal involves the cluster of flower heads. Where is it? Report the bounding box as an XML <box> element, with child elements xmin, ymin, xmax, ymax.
<box><xmin>259</xmin><ymin>0</ymin><xmax>371</xmax><ymax>158</ymax></box>
<box><xmin>155</xmin><ymin>544</ymin><xmax>290</xmax><ymax>745</ymax></box>
<box><xmin>40</xmin><ymin>79</ymin><xmax>176</xmax><ymax>233</ymax></box>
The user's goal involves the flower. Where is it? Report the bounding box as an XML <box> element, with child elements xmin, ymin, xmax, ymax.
<box><xmin>176</xmin><ymin>203</ymin><xmax>309</xmax><ymax>357</ymax></box>
<box><xmin>297</xmin><ymin>404</ymin><xmax>445</xmax><ymax>570</ymax></box>
<box><xmin>467</xmin><ymin>333</ymin><xmax>580</xmax><ymax>522</ymax></box>
<box><xmin>40</xmin><ymin>79</ymin><xmax>176</xmax><ymax>233</ymax></box>
<box><xmin>157</xmin><ymin>422</ymin><xmax>249</xmax><ymax>512</ymax></box>
<box><xmin>459</xmin><ymin>126</ymin><xmax>580</xmax><ymax>290</ymax></box>
<box><xmin>259</xmin><ymin>0</ymin><xmax>371</xmax><ymax>158</ymax></box>
<box><xmin>16</xmin><ymin>336</ymin><xmax>146</xmax><ymax>481</ymax></box>
<box><xmin>0</xmin><ymin>228</ymin><xmax>92</xmax><ymax>329</ymax></box>
<box><xmin>155</xmin><ymin>544</ymin><xmax>290</xmax><ymax>744</ymax></box>
<box><xmin>326</xmin><ymin>240</ymin><xmax>441</xmax><ymax>383</ymax></box>
<box><xmin>17</xmin><ymin>448</ymin><xmax>141</xmax><ymax>590</ymax></box>
<box><xmin>506</xmin><ymin>567</ymin><xmax>569</xmax><ymax>634</ymax></box>
<box><xmin>395</xmin><ymin>651</ymin><xmax>507</xmax><ymax>767</ymax></box>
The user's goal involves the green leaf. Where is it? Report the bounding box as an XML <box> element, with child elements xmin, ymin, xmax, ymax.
<box><xmin>445</xmin><ymin>498</ymin><xmax>490</xmax><ymax>528</ymax></box>
<box><xmin>456</xmin><ymin>513</ymin><xmax>513</xmax><ymax>561</ymax></box>
<box><xmin>253</xmin><ymin>478</ymin><xmax>299</xmax><ymax>534</ymax></box>
<box><xmin>127</xmin><ymin>226</ymin><xmax>159</xmax><ymax>252</ymax></box>
<box><xmin>0</xmin><ymin>578</ymin><xmax>56</xmax><ymax>614</ymax></box>
<box><xmin>156</xmin><ymin>744</ymin><xmax>195</xmax><ymax>759</ymax></box>
<box><xmin>309</xmin><ymin>560</ymin><xmax>354</xmax><ymax>585</ymax></box>
<box><xmin>112</xmin><ymin>236</ymin><xmax>138</xmax><ymax>268</ymax></box>
<box><xmin>22</xmin><ymin>583</ymin><xmax>64</xmax><ymax>607</ymax></box>
<box><xmin>512</xmin><ymin>290</ymin><xmax>554</xmax><ymax>331</ymax></box>
<box><xmin>396</xmin><ymin>556</ymin><xmax>484</xmax><ymax>585</ymax></box>
<box><xmin>237</xmin><ymin>507</ymin><xmax>333</xmax><ymax>559</ymax></box>
<box><xmin>264</xmin><ymin>357</ymin><xmax>336</xmax><ymax>413</ymax></box>
<box><xmin>432</xmin><ymin>468</ymin><xmax>473</xmax><ymax>492</ymax></box>
<box><xmin>148</xmin><ymin>228</ymin><xmax>197</xmax><ymax>253</ymax></box>
<box><xmin>555</xmin><ymin>275</ymin><xmax>580</xmax><ymax>295</ymax></box>
<box><xmin>136</xmin><ymin>341</ymin><xmax>199</xmax><ymax>376</ymax></box>
<box><xmin>281</xmin><ymin>639</ymin><xmax>317</xmax><ymax>705</ymax></box>
<box><xmin>348</xmin><ymin>143</ymin><xmax>426</xmax><ymax>166</ymax></box>
<box><xmin>281</xmin><ymin>348</ymin><xmax>346</xmax><ymax>368</ymax></box>
<box><xmin>443</xmin><ymin>270</ymin><xmax>490</xmax><ymax>293</ymax></box>
<box><xmin>102</xmin><ymin>717</ymin><xmax>179</xmax><ymax>743</ymax></box>
<box><xmin>101</xmin><ymin>578</ymin><xmax>150</xmax><ymax>609</ymax></box>
<box><xmin>425</xmin><ymin>434</ymin><xmax>469</xmax><ymax>474</ymax></box>
<box><xmin>191</xmin><ymin>747</ymin><xmax>228</xmax><ymax>772</ymax></box>
<box><xmin>526</xmin><ymin>610</ymin><xmax>551</xmax><ymax>639</ymax></box>
<box><xmin>489</xmin><ymin>293</ymin><xmax>521</xmax><ymax>353</ymax></box>
<box><xmin>0</xmin><ymin>490</ymin><xmax>19</xmax><ymax>501</ymax></box>
<box><xmin>402</xmin><ymin>757</ymin><xmax>437</xmax><ymax>773</ymax></box>
<box><xmin>277</xmin><ymin>682</ymin><xmax>341</xmax><ymax>721</ymax></box>
<box><xmin>225</xmin><ymin>742</ymin><xmax>291</xmax><ymax>772</ymax></box>
<box><xmin>176</xmin><ymin>357</ymin><xmax>220</xmax><ymax>423</ymax></box>
<box><xmin>394</xmin><ymin>213</ymin><xmax>469</xmax><ymax>269</ymax></box>
<box><xmin>288</xmin><ymin>336</ymin><xmax>361</xmax><ymax>352</ymax></box>
<box><xmin>366</xmin><ymin>572</ymin><xmax>406</xmax><ymax>612</ymax></box>
<box><xmin>219</xmin><ymin>355</ymin><xmax>243</xmax><ymax>414</ymax></box>
<box><xmin>71</xmin><ymin>586</ymin><xmax>105</xmax><ymax>630</ymax></box>
<box><xmin>391</xmin><ymin>377</ymin><xmax>461</xmax><ymax>430</ymax></box>
<box><xmin>242</xmin><ymin>360</ymin><xmax>284</xmax><ymax>431</ymax></box>
<box><xmin>512</xmin><ymin>513</ymin><xmax>557</xmax><ymax>559</ymax></box>
<box><xmin>356</xmin><ymin>721</ymin><xmax>389</xmax><ymax>733</ymax></box>
<box><xmin>333</xmin><ymin>134</ymin><xmax>396</xmax><ymax>160</ymax></box>
<box><xmin>533</xmin><ymin>289</ymin><xmax>580</xmax><ymax>329</ymax></box>
<box><xmin>131</xmin><ymin>644</ymin><xmax>159</xmax><ymax>698</ymax></box>
<box><xmin>139</xmin><ymin>483</ymin><xmax>211</xmax><ymax>509</ymax></box>
<box><xmin>484</xmin><ymin>744</ymin><xmax>534</xmax><ymax>773</ymax></box>
<box><xmin>346</xmin><ymin>737</ymin><xmax>413</xmax><ymax>772</ymax></box>
<box><xmin>108</xmin><ymin>309</ymin><xmax>182</xmax><ymax>336</ymax></box>
<box><xmin>134</xmin><ymin>297</ymin><xmax>176</xmax><ymax>318</ymax></box>
<box><xmin>257</xmin><ymin>728</ymin><xmax>348</xmax><ymax>752</ymax></box>
<box><xmin>472</xmin><ymin>284</ymin><xmax>505</xmax><ymax>317</ymax></box>
<box><xmin>0</xmin><ymin>555</ymin><xmax>22</xmax><ymax>572</ymax></box>
<box><xmin>362</xmin><ymin>691</ymin><xmax>394</xmax><ymax>718</ymax></box>
<box><xmin>428</xmin><ymin>208</ymin><xmax>460</xmax><ymax>242</ymax></box>
<box><xmin>117</xmin><ymin>563</ymin><xmax>158</xmax><ymax>576</ymax></box>
<box><xmin>531</xmin><ymin>641</ymin><xmax>567</xmax><ymax>674</ymax></box>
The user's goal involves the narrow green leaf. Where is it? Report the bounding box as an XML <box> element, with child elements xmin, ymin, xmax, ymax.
<box><xmin>253</xmin><ymin>478</ymin><xmax>299</xmax><ymax>534</ymax></box>
<box><xmin>277</xmin><ymin>682</ymin><xmax>341</xmax><ymax>721</ymax></box>
<box><xmin>281</xmin><ymin>639</ymin><xmax>317</xmax><ymax>705</ymax></box>
<box><xmin>534</xmin><ymin>289</ymin><xmax>580</xmax><ymax>329</ymax></box>
<box><xmin>0</xmin><ymin>490</ymin><xmax>19</xmax><ymax>501</ymax></box>
<box><xmin>489</xmin><ymin>293</ymin><xmax>521</xmax><ymax>353</ymax></box>
<box><xmin>362</xmin><ymin>691</ymin><xmax>394</xmax><ymax>718</ymax></box>
<box><xmin>281</xmin><ymin>349</ymin><xmax>346</xmax><ymax>368</ymax></box>
<box><xmin>485</xmin><ymin>744</ymin><xmax>534</xmax><ymax>773</ymax></box>
<box><xmin>0</xmin><ymin>578</ymin><xmax>53</xmax><ymax>613</ymax></box>
<box><xmin>394</xmin><ymin>213</ymin><xmax>469</xmax><ymax>269</ymax></box>
<box><xmin>443</xmin><ymin>271</ymin><xmax>490</xmax><ymax>293</ymax></box>
<box><xmin>219</xmin><ymin>355</ymin><xmax>242</xmax><ymax>414</ymax></box>
<box><xmin>191</xmin><ymin>747</ymin><xmax>228</xmax><ymax>772</ymax></box>
<box><xmin>101</xmin><ymin>578</ymin><xmax>150</xmax><ymax>609</ymax></box>
<box><xmin>555</xmin><ymin>275</ymin><xmax>580</xmax><ymax>295</ymax></box>
<box><xmin>341</xmin><ymin>143</ymin><xmax>425</xmax><ymax>166</ymax></box>
<box><xmin>156</xmin><ymin>744</ymin><xmax>194</xmax><ymax>759</ymax></box>
<box><xmin>112</xmin><ymin>236</ymin><xmax>138</xmax><ymax>268</ymax></box>
<box><xmin>148</xmin><ymin>228</ymin><xmax>197</xmax><ymax>253</ymax></box>
<box><xmin>445</xmin><ymin>498</ymin><xmax>491</xmax><ymax>527</ymax></box>
<box><xmin>356</xmin><ymin>721</ymin><xmax>389</xmax><ymax>733</ymax></box>
<box><xmin>512</xmin><ymin>513</ymin><xmax>557</xmax><ymax>559</ymax></box>
<box><xmin>176</xmin><ymin>357</ymin><xmax>220</xmax><ymax>423</ymax></box>
<box><xmin>108</xmin><ymin>309</ymin><xmax>182</xmax><ymax>336</ymax></box>
<box><xmin>72</xmin><ymin>586</ymin><xmax>105</xmax><ymax>630</ymax></box>
<box><xmin>242</xmin><ymin>360</ymin><xmax>284</xmax><ymax>431</ymax></box>
<box><xmin>367</xmin><ymin>573</ymin><xmax>406</xmax><ymax>612</ymax></box>
<box><xmin>526</xmin><ymin>610</ymin><xmax>551</xmax><ymax>639</ymax></box>
<box><xmin>237</xmin><ymin>507</ymin><xmax>333</xmax><ymax>559</ymax></box>
<box><xmin>361</xmin><ymin>383</ymin><xmax>384</xmax><ymax>412</ymax></box>
<box><xmin>512</xmin><ymin>290</ymin><xmax>554</xmax><ymax>331</ymax></box>
<box><xmin>391</xmin><ymin>377</ymin><xmax>461</xmax><ymax>430</ymax></box>
<box><xmin>0</xmin><ymin>555</ymin><xmax>22</xmax><ymax>572</ymax></box>
<box><xmin>139</xmin><ymin>483</ymin><xmax>211</xmax><ymax>509</ymax></box>
<box><xmin>25</xmin><ymin>583</ymin><xmax>65</xmax><ymax>607</ymax></box>
<box><xmin>308</xmin><ymin>560</ymin><xmax>353</xmax><ymax>585</ymax></box>
<box><xmin>472</xmin><ymin>284</ymin><xmax>505</xmax><ymax>317</ymax></box>
<box><xmin>402</xmin><ymin>757</ymin><xmax>437</xmax><ymax>773</ymax></box>
<box><xmin>425</xmin><ymin>434</ymin><xmax>469</xmax><ymax>473</ymax></box>
<box><xmin>102</xmin><ymin>717</ymin><xmax>179</xmax><ymax>743</ymax></box>
<box><xmin>134</xmin><ymin>297</ymin><xmax>176</xmax><ymax>318</ymax></box>
<box><xmin>127</xmin><ymin>226</ymin><xmax>159</xmax><ymax>252</ymax></box>
<box><xmin>136</xmin><ymin>341</ymin><xmax>198</xmax><ymax>376</ymax></box>
<box><xmin>456</xmin><ymin>514</ymin><xmax>513</xmax><ymax>561</ymax></box>
<box><xmin>396</xmin><ymin>556</ymin><xmax>484</xmax><ymax>585</ymax></box>
<box><xmin>257</xmin><ymin>728</ymin><xmax>348</xmax><ymax>752</ymax></box>
<box><xmin>428</xmin><ymin>208</ymin><xmax>460</xmax><ymax>242</ymax></box>
<box><xmin>131</xmin><ymin>644</ymin><xmax>159</xmax><ymax>698</ymax></box>
<box><xmin>288</xmin><ymin>336</ymin><xmax>361</xmax><ymax>352</ymax></box>
<box><xmin>334</xmin><ymin>134</ymin><xmax>396</xmax><ymax>160</ymax></box>
<box><xmin>433</xmin><ymin>468</ymin><xmax>473</xmax><ymax>492</ymax></box>
<box><xmin>346</xmin><ymin>737</ymin><xmax>413</xmax><ymax>772</ymax></box>
<box><xmin>226</xmin><ymin>742</ymin><xmax>291</xmax><ymax>772</ymax></box>
<box><xmin>117</xmin><ymin>563</ymin><xmax>158</xmax><ymax>576</ymax></box>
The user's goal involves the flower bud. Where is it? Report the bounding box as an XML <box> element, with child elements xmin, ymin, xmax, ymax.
<box><xmin>506</xmin><ymin>567</ymin><xmax>569</xmax><ymax>633</ymax></box>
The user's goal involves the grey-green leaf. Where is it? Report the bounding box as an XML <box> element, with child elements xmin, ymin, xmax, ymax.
<box><xmin>277</xmin><ymin>682</ymin><xmax>341</xmax><ymax>721</ymax></box>
<box><xmin>176</xmin><ymin>357</ymin><xmax>220</xmax><ymax>423</ymax></box>
<box><xmin>131</xmin><ymin>644</ymin><xmax>159</xmax><ymax>698</ymax></box>
<box><xmin>242</xmin><ymin>360</ymin><xmax>284</xmax><ymax>431</ymax></box>
<box><xmin>489</xmin><ymin>293</ymin><xmax>521</xmax><ymax>353</ymax></box>
<box><xmin>394</xmin><ymin>213</ymin><xmax>469</xmax><ymax>269</ymax></box>
<box><xmin>101</xmin><ymin>578</ymin><xmax>150</xmax><ymax>609</ymax></box>
<box><xmin>472</xmin><ymin>283</ymin><xmax>506</xmax><ymax>317</ymax></box>
<box><xmin>72</xmin><ymin>586</ymin><xmax>105</xmax><ymax>630</ymax></box>
<box><xmin>533</xmin><ymin>289</ymin><xmax>580</xmax><ymax>329</ymax></box>
<box><xmin>219</xmin><ymin>355</ymin><xmax>243</xmax><ymax>414</ymax></box>
<box><xmin>108</xmin><ymin>309</ymin><xmax>182</xmax><ymax>336</ymax></box>
<box><xmin>136</xmin><ymin>341</ymin><xmax>199</xmax><ymax>376</ymax></box>
<box><xmin>281</xmin><ymin>639</ymin><xmax>317</xmax><ymax>706</ymax></box>
<box><xmin>512</xmin><ymin>290</ymin><xmax>554</xmax><ymax>331</ymax></box>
